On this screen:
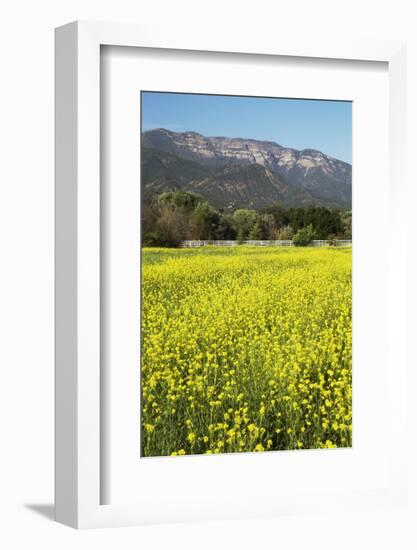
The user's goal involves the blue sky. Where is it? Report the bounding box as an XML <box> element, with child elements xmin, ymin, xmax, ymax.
<box><xmin>141</xmin><ymin>92</ymin><xmax>352</xmax><ymax>164</ymax></box>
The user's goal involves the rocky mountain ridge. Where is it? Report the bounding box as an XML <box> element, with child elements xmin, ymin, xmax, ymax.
<box><xmin>142</xmin><ymin>128</ymin><xmax>352</xmax><ymax>209</ymax></box>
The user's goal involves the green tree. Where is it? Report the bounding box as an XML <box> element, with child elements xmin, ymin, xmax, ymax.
<box><xmin>340</xmin><ymin>210</ymin><xmax>352</xmax><ymax>239</ymax></box>
<box><xmin>248</xmin><ymin>213</ymin><xmax>276</xmax><ymax>240</ymax></box>
<box><xmin>189</xmin><ymin>201</ymin><xmax>218</xmax><ymax>240</ymax></box>
<box><xmin>261</xmin><ymin>204</ymin><xmax>290</xmax><ymax>228</ymax></box>
<box><xmin>232</xmin><ymin>209</ymin><xmax>258</xmax><ymax>241</ymax></box>
<box><xmin>292</xmin><ymin>224</ymin><xmax>315</xmax><ymax>246</ymax></box>
<box><xmin>214</xmin><ymin>214</ymin><xmax>237</xmax><ymax>240</ymax></box>
<box><xmin>248</xmin><ymin>220</ymin><xmax>264</xmax><ymax>240</ymax></box>
<box><xmin>141</xmin><ymin>192</ymin><xmax>350</xmax><ymax>248</ymax></box>
<box><xmin>158</xmin><ymin>191</ymin><xmax>204</xmax><ymax>213</ymax></box>
<box><xmin>274</xmin><ymin>224</ymin><xmax>294</xmax><ymax>240</ymax></box>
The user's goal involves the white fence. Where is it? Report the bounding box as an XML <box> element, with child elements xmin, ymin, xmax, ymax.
<box><xmin>180</xmin><ymin>239</ymin><xmax>352</xmax><ymax>248</ymax></box>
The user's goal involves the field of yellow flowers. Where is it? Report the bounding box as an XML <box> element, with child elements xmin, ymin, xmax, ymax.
<box><xmin>141</xmin><ymin>246</ymin><xmax>352</xmax><ymax>457</ymax></box>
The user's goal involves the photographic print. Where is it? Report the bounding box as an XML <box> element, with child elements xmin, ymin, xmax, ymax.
<box><xmin>140</xmin><ymin>92</ymin><xmax>352</xmax><ymax>458</ymax></box>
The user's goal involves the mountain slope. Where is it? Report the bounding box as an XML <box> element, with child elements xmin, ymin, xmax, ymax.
<box><xmin>141</xmin><ymin>148</ymin><xmax>212</xmax><ymax>193</ymax></box>
<box><xmin>142</xmin><ymin>128</ymin><xmax>352</xmax><ymax>207</ymax></box>
<box><xmin>142</xmin><ymin>148</ymin><xmax>332</xmax><ymax>210</ymax></box>
<box><xmin>190</xmin><ymin>163</ymin><xmax>323</xmax><ymax>210</ymax></box>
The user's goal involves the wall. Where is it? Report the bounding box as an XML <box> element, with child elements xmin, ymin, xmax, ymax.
<box><xmin>0</xmin><ymin>1</ymin><xmax>416</xmax><ymax>548</ymax></box>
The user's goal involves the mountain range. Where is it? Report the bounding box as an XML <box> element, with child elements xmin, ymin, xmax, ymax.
<box><xmin>142</xmin><ymin>128</ymin><xmax>352</xmax><ymax>210</ymax></box>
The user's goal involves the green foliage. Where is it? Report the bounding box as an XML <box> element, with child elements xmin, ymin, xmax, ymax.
<box><xmin>189</xmin><ymin>202</ymin><xmax>218</xmax><ymax>240</ymax></box>
<box><xmin>158</xmin><ymin>190</ymin><xmax>204</xmax><ymax>212</ymax></box>
<box><xmin>274</xmin><ymin>224</ymin><xmax>294</xmax><ymax>240</ymax></box>
<box><xmin>262</xmin><ymin>204</ymin><xmax>290</xmax><ymax>227</ymax></box>
<box><xmin>142</xmin><ymin>191</ymin><xmax>350</xmax><ymax>247</ymax></box>
<box><xmin>262</xmin><ymin>205</ymin><xmax>343</xmax><ymax>239</ymax></box>
<box><xmin>340</xmin><ymin>210</ymin><xmax>352</xmax><ymax>239</ymax></box>
<box><xmin>142</xmin><ymin>230</ymin><xmax>180</xmax><ymax>248</ymax></box>
<box><xmin>248</xmin><ymin>220</ymin><xmax>265</xmax><ymax>240</ymax></box>
<box><xmin>232</xmin><ymin>209</ymin><xmax>258</xmax><ymax>241</ymax></box>
<box><xmin>327</xmin><ymin>234</ymin><xmax>338</xmax><ymax>246</ymax></box>
<box><xmin>292</xmin><ymin>224</ymin><xmax>316</xmax><ymax>246</ymax></box>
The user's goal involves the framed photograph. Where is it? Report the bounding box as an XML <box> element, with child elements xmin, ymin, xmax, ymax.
<box><xmin>55</xmin><ymin>21</ymin><xmax>407</xmax><ymax>528</ymax></box>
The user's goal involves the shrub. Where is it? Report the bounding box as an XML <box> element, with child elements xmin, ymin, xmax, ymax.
<box><xmin>274</xmin><ymin>224</ymin><xmax>294</xmax><ymax>240</ymax></box>
<box><xmin>292</xmin><ymin>224</ymin><xmax>315</xmax><ymax>246</ymax></box>
<box><xmin>327</xmin><ymin>234</ymin><xmax>338</xmax><ymax>246</ymax></box>
<box><xmin>142</xmin><ymin>230</ymin><xmax>181</xmax><ymax>248</ymax></box>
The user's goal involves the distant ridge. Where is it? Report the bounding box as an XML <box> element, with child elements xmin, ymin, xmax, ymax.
<box><xmin>142</xmin><ymin>129</ymin><xmax>352</xmax><ymax>209</ymax></box>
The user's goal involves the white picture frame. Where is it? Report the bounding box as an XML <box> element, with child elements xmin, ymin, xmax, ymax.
<box><xmin>55</xmin><ymin>20</ymin><xmax>407</xmax><ymax>529</ymax></box>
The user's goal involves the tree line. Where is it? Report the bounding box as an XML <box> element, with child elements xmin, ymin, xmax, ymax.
<box><xmin>142</xmin><ymin>191</ymin><xmax>352</xmax><ymax>247</ymax></box>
